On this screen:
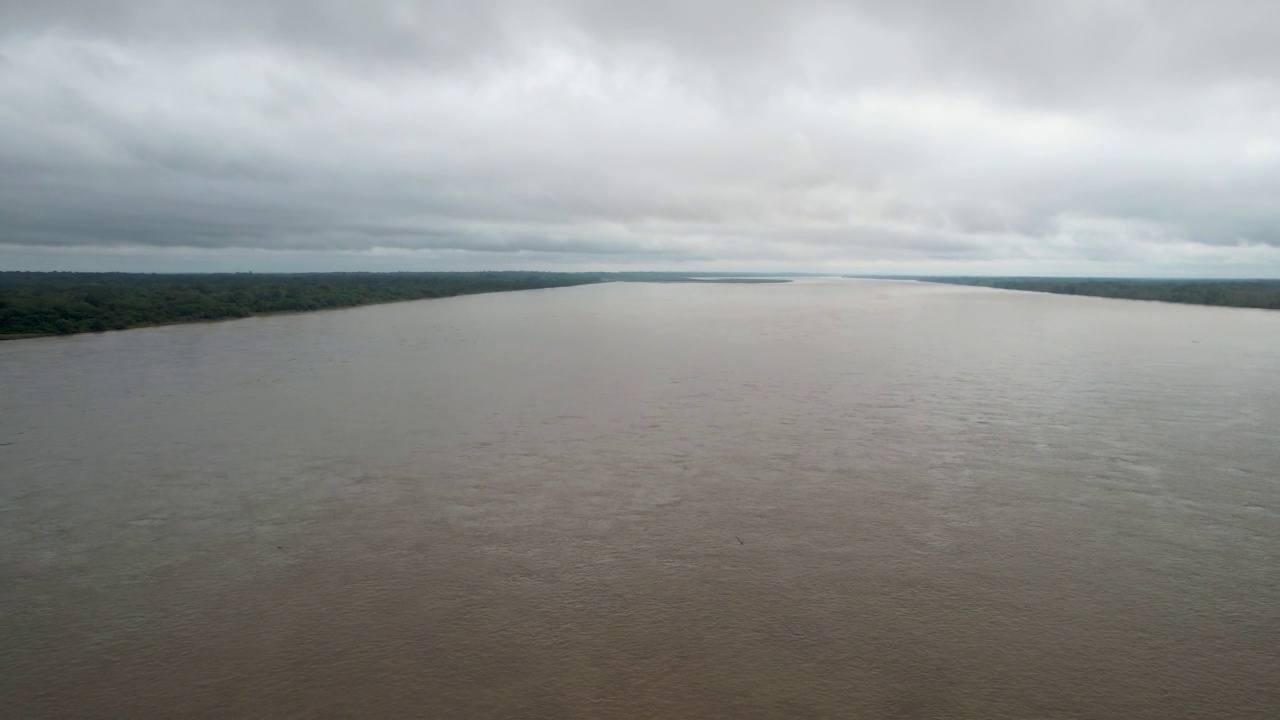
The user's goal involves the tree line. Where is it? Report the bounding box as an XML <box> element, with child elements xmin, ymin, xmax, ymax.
<box><xmin>0</xmin><ymin>272</ymin><xmax>605</xmax><ymax>339</ymax></box>
<box><xmin>917</xmin><ymin>277</ymin><xmax>1280</xmax><ymax>311</ymax></box>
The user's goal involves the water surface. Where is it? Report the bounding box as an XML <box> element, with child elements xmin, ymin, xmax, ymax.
<box><xmin>2</xmin><ymin>279</ymin><xmax>1278</xmax><ymax>718</ymax></box>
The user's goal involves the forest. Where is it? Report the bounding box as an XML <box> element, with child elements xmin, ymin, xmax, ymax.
<box><xmin>13</xmin><ymin>272</ymin><xmax>1269</xmax><ymax>340</ymax></box>
<box><xmin>0</xmin><ymin>272</ymin><xmax>605</xmax><ymax>339</ymax></box>
<box><xmin>917</xmin><ymin>277</ymin><xmax>1280</xmax><ymax>311</ymax></box>
<box><xmin>0</xmin><ymin>271</ymin><xmax>800</xmax><ymax>339</ymax></box>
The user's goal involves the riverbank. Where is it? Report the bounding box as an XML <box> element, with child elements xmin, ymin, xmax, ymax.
<box><xmin>905</xmin><ymin>277</ymin><xmax>1280</xmax><ymax>311</ymax></box>
<box><xmin>0</xmin><ymin>272</ymin><xmax>605</xmax><ymax>339</ymax></box>
<box><xmin>0</xmin><ymin>271</ymin><xmax>805</xmax><ymax>339</ymax></box>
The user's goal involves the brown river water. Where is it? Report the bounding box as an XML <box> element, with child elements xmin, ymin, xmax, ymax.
<box><xmin>2</xmin><ymin>279</ymin><xmax>1278</xmax><ymax>718</ymax></box>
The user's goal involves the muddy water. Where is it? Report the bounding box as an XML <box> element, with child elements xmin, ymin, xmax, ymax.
<box><xmin>2</xmin><ymin>279</ymin><xmax>1278</xmax><ymax>718</ymax></box>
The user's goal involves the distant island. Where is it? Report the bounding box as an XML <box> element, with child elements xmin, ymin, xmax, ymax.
<box><xmin>0</xmin><ymin>271</ymin><xmax>794</xmax><ymax>339</ymax></box>
<box><xmin>878</xmin><ymin>277</ymin><xmax>1280</xmax><ymax>311</ymax></box>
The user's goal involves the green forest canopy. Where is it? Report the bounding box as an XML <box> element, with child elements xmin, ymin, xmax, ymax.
<box><xmin>0</xmin><ymin>272</ymin><xmax>605</xmax><ymax>338</ymax></box>
<box><xmin>912</xmin><ymin>277</ymin><xmax>1280</xmax><ymax>310</ymax></box>
<box><xmin>0</xmin><ymin>271</ymin><xmax>797</xmax><ymax>339</ymax></box>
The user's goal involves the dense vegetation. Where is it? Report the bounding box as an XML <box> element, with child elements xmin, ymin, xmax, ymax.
<box><xmin>0</xmin><ymin>271</ymin><xmax>804</xmax><ymax>339</ymax></box>
<box><xmin>914</xmin><ymin>277</ymin><xmax>1280</xmax><ymax>311</ymax></box>
<box><xmin>0</xmin><ymin>272</ymin><xmax>605</xmax><ymax>339</ymax></box>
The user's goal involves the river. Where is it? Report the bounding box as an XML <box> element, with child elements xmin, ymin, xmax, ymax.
<box><xmin>2</xmin><ymin>278</ymin><xmax>1277</xmax><ymax>718</ymax></box>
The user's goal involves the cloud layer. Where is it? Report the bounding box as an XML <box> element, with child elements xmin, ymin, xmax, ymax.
<box><xmin>3</xmin><ymin>1</ymin><xmax>1280</xmax><ymax>274</ymax></box>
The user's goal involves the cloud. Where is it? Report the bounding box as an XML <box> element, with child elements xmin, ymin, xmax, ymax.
<box><xmin>2</xmin><ymin>0</ymin><xmax>1280</xmax><ymax>274</ymax></box>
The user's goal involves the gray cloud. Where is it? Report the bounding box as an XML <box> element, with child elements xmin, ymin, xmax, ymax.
<box><xmin>2</xmin><ymin>0</ymin><xmax>1280</xmax><ymax>274</ymax></box>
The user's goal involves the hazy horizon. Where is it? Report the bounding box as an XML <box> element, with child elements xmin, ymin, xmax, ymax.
<box><xmin>3</xmin><ymin>267</ymin><xmax>1279</xmax><ymax>280</ymax></box>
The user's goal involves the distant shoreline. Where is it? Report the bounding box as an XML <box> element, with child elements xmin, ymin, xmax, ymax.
<box><xmin>11</xmin><ymin>272</ymin><xmax>1274</xmax><ymax>340</ymax></box>
<box><xmin>865</xmin><ymin>277</ymin><xmax>1280</xmax><ymax>312</ymax></box>
<box><xmin>0</xmin><ymin>272</ymin><xmax>795</xmax><ymax>340</ymax></box>
<box><xmin>626</xmin><ymin>278</ymin><xmax>792</xmax><ymax>284</ymax></box>
<box><xmin>0</xmin><ymin>272</ymin><xmax>606</xmax><ymax>340</ymax></box>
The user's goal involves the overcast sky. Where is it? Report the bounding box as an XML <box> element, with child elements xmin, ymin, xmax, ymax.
<box><xmin>3</xmin><ymin>1</ymin><xmax>1279</xmax><ymax>275</ymax></box>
